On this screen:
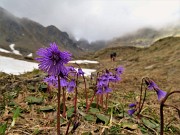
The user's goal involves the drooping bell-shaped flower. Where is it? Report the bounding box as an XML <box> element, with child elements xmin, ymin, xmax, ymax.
<box><xmin>115</xmin><ymin>66</ymin><xmax>124</xmax><ymax>75</ymax></box>
<box><xmin>60</xmin><ymin>78</ymin><xmax>68</xmax><ymax>87</ymax></box>
<box><xmin>44</xmin><ymin>75</ymin><xmax>58</xmax><ymax>87</ymax></box>
<box><xmin>156</xmin><ymin>89</ymin><xmax>167</xmax><ymax>101</ymax></box>
<box><xmin>129</xmin><ymin>103</ymin><xmax>136</xmax><ymax>108</ymax></box>
<box><xmin>128</xmin><ymin>109</ymin><xmax>136</xmax><ymax>116</ymax></box>
<box><xmin>77</xmin><ymin>68</ymin><xmax>84</xmax><ymax>76</ymax></box>
<box><xmin>146</xmin><ymin>80</ymin><xmax>159</xmax><ymax>90</ymax></box>
<box><xmin>67</xmin><ymin>79</ymin><xmax>76</xmax><ymax>92</ymax></box>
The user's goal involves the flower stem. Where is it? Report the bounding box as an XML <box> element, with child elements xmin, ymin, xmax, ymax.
<box><xmin>160</xmin><ymin>90</ymin><xmax>180</xmax><ymax>135</ymax></box>
<box><xmin>139</xmin><ymin>87</ymin><xmax>147</xmax><ymax>115</ymax></box>
<box><xmin>86</xmin><ymin>92</ymin><xmax>96</xmax><ymax>112</ymax></box>
<box><xmin>96</xmin><ymin>95</ymin><xmax>99</xmax><ymax>108</ymax></box>
<box><xmin>74</xmin><ymin>75</ymin><xmax>78</xmax><ymax>114</ymax></box>
<box><xmin>100</xmin><ymin>94</ymin><xmax>103</xmax><ymax>108</ymax></box>
<box><xmin>138</xmin><ymin>78</ymin><xmax>145</xmax><ymax>115</ymax></box>
<box><xmin>83</xmin><ymin>75</ymin><xmax>88</xmax><ymax>109</ymax></box>
<box><xmin>65</xmin><ymin>119</ymin><xmax>72</xmax><ymax>135</ymax></box>
<box><xmin>62</xmin><ymin>87</ymin><xmax>66</xmax><ymax>117</ymax></box>
<box><xmin>57</xmin><ymin>75</ymin><xmax>61</xmax><ymax>135</ymax></box>
<box><xmin>105</xmin><ymin>93</ymin><xmax>108</xmax><ymax>110</ymax></box>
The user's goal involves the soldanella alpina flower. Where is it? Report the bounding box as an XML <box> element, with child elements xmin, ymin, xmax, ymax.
<box><xmin>156</xmin><ymin>89</ymin><xmax>167</xmax><ymax>101</ymax></box>
<box><xmin>44</xmin><ymin>75</ymin><xmax>58</xmax><ymax>87</ymax></box>
<box><xmin>146</xmin><ymin>79</ymin><xmax>167</xmax><ymax>101</ymax></box>
<box><xmin>77</xmin><ymin>68</ymin><xmax>84</xmax><ymax>76</ymax></box>
<box><xmin>115</xmin><ymin>66</ymin><xmax>124</xmax><ymax>75</ymax></box>
<box><xmin>36</xmin><ymin>42</ymin><xmax>71</xmax><ymax>76</ymax></box>
<box><xmin>67</xmin><ymin>79</ymin><xmax>76</xmax><ymax>92</ymax></box>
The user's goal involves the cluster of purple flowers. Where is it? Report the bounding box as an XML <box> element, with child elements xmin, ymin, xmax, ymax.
<box><xmin>128</xmin><ymin>79</ymin><xmax>167</xmax><ymax>116</ymax></box>
<box><xmin>36</xmin><ymin>42</ymin><xmax>84</xmax><ymax>93</ymax></box>
<box><xmin>96</xmin><ymin>66</ymin><xmax>124</xmax><ymax>94</ymax></box>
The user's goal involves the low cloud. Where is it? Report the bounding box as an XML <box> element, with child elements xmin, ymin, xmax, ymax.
<box><xmin>0</xmin><ymin>0</ymin><xmax>179</xmax><ymax>41</ymax></box>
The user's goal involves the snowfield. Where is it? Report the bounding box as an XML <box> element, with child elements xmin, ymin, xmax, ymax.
<box><xmin>0</xmin><ymin>55</ymin><xmax>38</xmax><ymax>75</ymax></box>
<box><xmin>0</xmin><ymin>56</ymin><xmax>97</xmax><ymax>76</ymax></box>
<box><xmin>69</xmin><ymin>60</ymin><xmax>99</xmax><ymax>64</ymax></box>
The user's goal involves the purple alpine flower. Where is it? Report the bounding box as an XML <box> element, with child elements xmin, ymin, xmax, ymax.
<box><xmin>60</xmin><ymin>78</ymin><xmax>68</xmax><ymax>87</ymax></box>
<box><xmin>128</xmin><ymin>109</ymin><xmax>136</xmax><ymax>116</ymax></box>
<box><xmin>156</xmin><ymin>89</ymin><xmax>167</xmax><ymax>101</ymax></box>
<box><xmin>129</xmin><ymin>103</ymin><xmax>136</xmax><ymax>108</ymax></box>
<box><xmin>104</xmin><ymin>86</ymin><xmax>112</xmax><ymax>93</ymax></box>
<box><xmin>36</xmin><ymin>42</ymin><xmax>72</xmax><ymax>76</ymax></box>
<box><xmin>115</xmin><ymin>66</ymin><xmax>124</xmax><ymax>75</ymax></box>
<box><xmin>101</xmin><ymin>75</ymin><xmax>109</xmax><ymax>86</ymax></box>
<box><xmin>97</xmin><ymin>77</ymin><xmax>104</xmax><ymax>87</ymax></box>
<box><xmin>77</xmin><ymin>68</ymin><xmax>84</xmax><ymax>76</ymax></box>
<box><xmin>96</xmin><ymin>87</ymin><xmax>103</xmax><ymax>94</ymax></box>
<box><xmin>44</xmin><ymin>76</ymin><xmax>58</xmax><ymax>87</ymax></box>
<box><xmin>67</xmin><ymin>79</ymin><xmax>76</xmax><ymax>92</ymax></box>
<box><xmin>67</xmin><ymin>66</ymin><xmax>76</xmax><ymax>72</ymax></box>
<box><xmin>147</xmin><ymin>80</ymin><xmax>159</xmax><ymax>90</ymax></box>
<box><xmin>113</xmin><ymin>74</ymin><xmax>121</xmax><ymax>82</ymax></box>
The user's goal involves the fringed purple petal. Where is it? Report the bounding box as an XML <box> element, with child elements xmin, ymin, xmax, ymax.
<box><xmin>36</xmin><ymin>42</ymin><xmax>72</xmax><ymax>76</ymax></box>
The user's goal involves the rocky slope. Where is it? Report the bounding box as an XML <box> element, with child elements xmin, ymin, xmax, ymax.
<box><xmin>0</xmin><ymin>7</ymin><xmax>83</xmax><ymax>57</ymax></box>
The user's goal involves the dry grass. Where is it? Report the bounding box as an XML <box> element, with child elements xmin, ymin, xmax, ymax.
<box><xmin>0</xmin><ymin>37</ymin><xmax>180</xmax><ymax>135</ymax></box>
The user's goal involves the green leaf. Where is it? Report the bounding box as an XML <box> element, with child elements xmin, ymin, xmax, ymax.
<box><xmin>142</xmin><ymin>118</ymin><xmax>159</xmax><ymax>129</ymax></box>
<box><xmin>84</xmin><ymin>114</ymin><xmax>96</xmax><ymax>122</ymax></box>
<box><xmin>26</xmin><ymin>96</ymin><xmax>43</xmax><ymax>104</ymax></box>
<box><xmin>67</xmin><ymin>107</ymin><xmax>74</xmax><ymax>118</ymax></box>
<box><xmin>96</xmin><ymin>114</ymin><xmax>109</xmax><ymax>125</ymax></box>
<box><xmin>40</xmin><ymin>106</ymin><xmax>55</xmax><ymax>112</ymax></box>
<box><xmin>0</xmin><ymin>122</ymin><xmax>7</xmax><ymax>135</ymax></box>
<box><xmin>28</xmin><ymin>85</ymin><xmax>36</xmax><ymax>91</ymax></box>
<box><xmin>38</xmin><ymin>84</ymin><xmax>47</xmax><ymax>91</ymax></box>
<box><xmin>32</xmin><ymin>128</ymin><xmax>40</xmax><ymax>135</ymax></box>
<box><xmin>13</xmin><ymin>107</ymin><xmax>21</xmax><ymax>119</ymax></box>
<box><xmin>122</xmin><ymin>122</ymin><xmax>138</xmax><ymax>130</ymax></box>
<box><xmin>89</xmin><ymin>108</ymin><xmax>100</xmax><ymax>114</ymax></box>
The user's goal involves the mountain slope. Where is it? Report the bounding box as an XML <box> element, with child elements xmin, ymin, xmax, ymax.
<box><xmin>93</xmin><ymin>37</ymin><xmax>180</xmax><ymax>88</ymax></box>
<box><xmin>0</xmin><ymin>7</ymin><xmax>83</xmax><ymax>57</ymax></box>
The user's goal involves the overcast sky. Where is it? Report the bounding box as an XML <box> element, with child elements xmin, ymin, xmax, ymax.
<box><xmin>0</xmin><ymin>0</ymin><xmax>179</xmax><ymax>41</ymax></box>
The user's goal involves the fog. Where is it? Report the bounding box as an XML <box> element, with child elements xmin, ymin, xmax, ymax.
<box><xmin>0</xmin><ymin>0</ymin><xmax>179</xmax><ymax>41</ymax></box>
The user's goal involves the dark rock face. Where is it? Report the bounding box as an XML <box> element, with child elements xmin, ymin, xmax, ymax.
<box><xmin>0</xmin><ymin>7</ymin><xmax>83</xmax><ymax>57</ymax></box>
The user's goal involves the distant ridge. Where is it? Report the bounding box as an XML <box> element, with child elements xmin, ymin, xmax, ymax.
<box><xmin>108</xmin><ymin>25</ymin><xmax>180</xmax><ymax>48</ymax></box>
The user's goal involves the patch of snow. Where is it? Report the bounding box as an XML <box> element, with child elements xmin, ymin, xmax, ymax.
<box><xmin>0</xmin><ymin>48</ymin><xmax>11</xmax><ymax>53</ymax></box>
<box><xmin>75</xmin><ymin>68</ymin><xmax>96</xmax><ymax>77</ymax></box>
<box><xmin>27</xmin><ymin>53</ymin><xmax>33</xmax><ymax>57</ymax></box>
<box><xmin>69</xmin><ymin>60</ymin><xmax>99</xmax><ymax>64</ymax></box>
<box><xmin>9</xmin><ymin>44</ymin><xmax>22</xmax><ymax>55</ymax></box>
<box><xmin>0</xmin><ymin>55</ymin><xmax>38</xmax><ymax>75</ymax></box>
<box><xmin>0</xmin><ymin>56</ymin><xmax>96</xmax><ymax>76</ymax></box>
